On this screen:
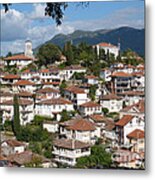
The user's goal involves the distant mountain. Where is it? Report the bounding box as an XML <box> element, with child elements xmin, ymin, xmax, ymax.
<box><xmin>35</xmin><ymin>27</ymin><xmax>145</xmax><ymax>56</ymax></box>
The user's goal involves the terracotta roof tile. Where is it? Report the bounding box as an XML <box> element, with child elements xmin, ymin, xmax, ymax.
<box><xmin>4</xmin><ymin>54</ymin><xmax>33</xmax><ymax>61</ymax></box>
<box><xmin>37</xmin><ymin>97</ymin><xmax>72</xmax><ymax>105</ymax></box>
<box><xmin>65</xmin><ymin>86</ymin><xmax>86</xmax><ymax>94</ymax></box>
<box><xmin>53</xmin><ymin>139</ymin><xmax>90</xmax><ymax>149</ymax></box>
<box><xmin>0</xmin><ymin>98</ymin><xmax>33</xmax><ymax>106</ymax></box>
<box><xmin>13</xmin><ymin>80</ymin><xmax>35</xmax><ymax>86</ymax></box>
<box><xmin>115</xmin><ymin>115</ymin><xmax>133</xmax><ymax>127</ymax></box>
<box><xmin>97</xmin><ymin>42</ymin><xmax>117</xmax><ymax>48</ymax></box>
<box><xmin>127</xmin><ymin>129</ymin><xmax>144</xmax><ymax>139</ymax></box>
<box><xmin>2</xmin><ymin>139</ymin><xmax>25</xmax><ymax>147</ymax></box>
<box><xmin>80</xmin><ymin>101</ymin><xmax>101</xmax><ymax>108</ymax></box>
<box><xmin>3</xmin><ymin>74</ymin><xmax>21</xmax><ymax>79</ymax></box>
<box><xmin>100</xmin><ymin>93</ymin><xmax>122</xmax><ymax>100</ymax></box>
<box><xmin>60</xmin><ymin>118</ymin><xmax>96</xmax><ymax>131</ymax></box>
<box><xmin>111</xmin><ymin>72</ymin><xmax>132</xmax><ymax>77</ymax></box>
<box><xmin>36</xmin><ymin>87</ymin><xmax>59</xmax><ymax>94</ymax></box>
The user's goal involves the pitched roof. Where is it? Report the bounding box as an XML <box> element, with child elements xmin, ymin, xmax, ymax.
<box><xmin>4</xmin><ymin>54</ymin><xmax>33</xmax><ymax>61</ymax></box>
<box><xmin>127</xmin><ymin>129</ymin><xmax>144</xmax><ymax>139</ymax></box>
<box><xmin>111</xmin><ymin>72</ymin><xmax>132</xmax><ymax>77</ymax></box>
<box><xmin>2</xmin><ymin>74</ymin><xmax>20</xmax><ymax>79</ymax></box>
<box><xmin>97</xmin><ymin>42</ymin><xmax>117</xmax><ymax>48</ymax></box>
<box><xmin>80</xmin><ymin>101</ymin><xmax>101</xmax><ymax>108</ymax></box>
<box><xmin>13</xmin><ymin>80</ymin><xmax>35</xmax><ymax>86</ymax></box>
<box><xmin>115</xmin><ymin>115</ymin><xmax>133</xmax><ymax>127</ymax></box>
<box><xmin>0</xmin><ymin>98</ymin><xmax>33</xmax><ymax>106</ymax></box>
<box><xmin>60</xmin><ymin>118</ymin><xmax>96</xmax><ymax>131</ymax></box>
<box><xmin>85</xmin><ymin>75</ymin><xmax>98</xmax><ymax>79</ymax></box>
<box><xmin>2</xmin><ymin>139</ymin><xmax>25</xmax><ymax>147</ymax></box>
<box><xmin>36</xmin><ymin>87</ymin><xmax>59</xmax><ymax>94</ymax></box>
<box><xmin>121</xmin><ymin>100</ymin><xmax>144</xmax><ymax>113</ymax></box>
<box><xmin>37</xmin><ymin>97</ymin><xmax>72</xmax><ymax>105</ymax></box>
<box><xmin>65</xmin><ymin>86</ymin><xmax>86</xmax><ymax>94</ymax></box>
<box><xmin>100</xmin><ymin>93</ymin><xmax>122</xmax><ymax>100</ymax></box>
<box><xmin>89</xmin><ymin>114</ymin><xmax>110</xmax><ymax>123</ymax></box>
<box><xmin>53</xmin><ymin>139</ymin><xmax>90</xmax><ymax>150</ymax></box>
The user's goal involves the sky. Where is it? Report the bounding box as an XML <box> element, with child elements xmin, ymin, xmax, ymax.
<box><xmin>0</xmin><ymin>0</ymin><xmax>144</xmax><ymax>56</ymax></box>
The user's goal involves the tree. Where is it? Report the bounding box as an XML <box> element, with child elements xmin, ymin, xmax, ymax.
<box><xmin>89</xmin><ymin>85</ymin><xmax>97</xmax><ymax>101</ymax></box>
<box><xmin>6</xmin><ymin>51</ymin><xmax>12</xmax><ymax>57</ymax></box>
<box><xmin>63</xmin><ymin>41</ymin><xmax>74</xmax><ymax>66</ymax></box>
<box><xmin>59</xmin><ymin>80</ymin><xmax>67</xmax><ymax>96</ymax></box>
<box><xmin>102</xmin><ymin>107</ymin><xmax>109</xmax><ymax>115</ymax></box>
<box><xmin>76</xmin><ymin>145</ymin><xmax>112</xmax><ymax>168</ymax></box>
<box><xmin>60</xmin><ymin>110</ymin><xmax>71</xmax><ymax>122</ymax></box>
<box><xmin>37</xmin><ymin>43</ymin><xmax>62</xmax><ymax>67</ymax></box>
<box><xmin>13</xmin><ymin>94</ymin><xmax>20</xmax><ymax>137</ymax></box>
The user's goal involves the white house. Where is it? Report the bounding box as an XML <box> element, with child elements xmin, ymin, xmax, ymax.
<box><xmin>94</xmin><ymin>42</ymin><xmax>120</xmax><ymax>58</ymax></box>
<box><xmin>79</xmin><ymin>101</ymin><xmax>102</xmax><ymax>116</ymax></box>
<box><xmin>110</xmin><ymin>72</ymin><xmax>133</xmax><ymax>93</ymax></box>
<box><xmin>84</xmin><ymin>75</ymin><xmax>99</xmax><ymax>85</ymax></box>
<box><xmin>100</xmin><ymin>68</ymin><xmax>112</xmax><ymax>82</ymax></box>
<box><xmin>36</xmin><ymin>87</ymin><xmax>60</xmax><ymax>102</ymax></box>
<box><xmin>1</xmin><ymin>74</ymin><xmax>21</xmax><ymax>85</ymax></box>
<box><xmin>119</xmin><ymin>100</ymin><xmax>145</xmax><ymax>119</ymax></box>
<box><xmin>115</xmin><ymin>115</ymin><xmax>144</xmax><ymax>145</ymax></box>
<box><xmin>99</xmin><ymin>93</ymin><xmax>123</xmax><ymax>112</ymax></box>
<box><xmin>62</xmin><ymin>65</ymin><xmax>86</xmax><ymax>81</ymax></box>
<box><xmin>4</xmin><ymin>54</ymin><xmax>34</xmax><ymax>69</ymax></box>
<box><xmin>1</xmin><ymin>139</ymin><xmax>26</xmax><ymax>156</ymax></box>
<box><xmin>117</xmin><ymin>91</ymin><xmax>144</xmax><ymax>106</ymax></box>
<box><xmin>12</xmin><ymin>80</ymin><xmax>37</xmax><ymax>93</ymax></box>
<box><xmin>59</xmin><ymin>118</ymin><xmax>100</xmax><ymax>144</ymax></box>
<box><xmin>52</xmin><ymin>139</ymin><xmax>91</xmax><ymax>166</ymax></box>
<box><xmin>35</xmin><ymin>97</ymin><xmax>74</xmax><ymax>120</ymax></box>
<box><xmin>0</xmin><ymin>98</ymin><xmax>34</xmax><ymax>125</ymax></box>
<box><xmin>43</xmin><ymin>121</ymin><xmax>59</xmax><ymax>133</ymax></box>
<box><xmin>64</xmin><ymin>86</ymin><xmax>88</xmax><ymax>107</ymax></box>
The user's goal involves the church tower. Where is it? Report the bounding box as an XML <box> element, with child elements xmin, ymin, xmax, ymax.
<box><xmin>24</xmin><ymin>40</ymin><xmax>34</xmax><ymax>58</ymax></box>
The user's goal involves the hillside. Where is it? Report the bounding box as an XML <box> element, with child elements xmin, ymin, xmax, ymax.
<box><xmin>35</xmin><ymin>26</ymin><xmax>145</xmax><ymax>56</ymax></box>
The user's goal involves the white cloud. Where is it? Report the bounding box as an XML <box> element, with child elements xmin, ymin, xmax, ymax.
<box><xmin>1</xmin><ymin>9</ymin><xmax>29</xmax><ymax>41</ymax></box>
<box><xmin>30</xmin><ymin>3</ymin><xmax>46</xmax><ymax>20</ymax></box>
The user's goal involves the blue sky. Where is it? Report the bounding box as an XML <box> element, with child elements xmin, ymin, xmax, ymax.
<box><xmin>1</xmin><ymin>0</ymin><xmax>144</xmax><ymax>56</ymax></box>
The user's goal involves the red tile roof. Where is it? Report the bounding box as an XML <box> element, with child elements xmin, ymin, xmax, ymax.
<box><xmin>36</xmin><ymin>87</ymin><xmax>59</xmax><ymax>94</ymax></box>
<box><xmin>85</xmin><ymin>75</ymin><xmax>98</xmax><ymax>79</ymax></box>
<box><xmin>121</xmin><ymin>100</ymin><xmax>144</xmax><ymax>113</ymax></box>
<box><xmin>53</xmin><ymin>139</ymin><xmax>90</xmax><ymax>149</ymax></box>
<box><xmin>2</xmin><ymin>139</ymin><xmax>25</xmax><ymax>147</ymax></box>
<box><xmin>111</xmin><ymin>72</ymin><xmax>132</xmax><ymax>77</ymax></box>
<box><xmin>0</xmin><ymin>98</ymin><xmax>33</xmax><ymax>106</ymax></box>
<box><xmin>117</xmin><ymin>91</ymin><xmax>144</xmax><ymax>96</ymax></box>
<box><xmin>3</xmin><ymin>74</ymin><xmax>21</xmax><ymax>79</ymax></box>
<box><xmin>89</xmin><ymin>114</ymin><xmax>109</xmax><ymax>122</ymax></box>
<box><xmin>18</xmin><ymin>91</ymin><xmax>33</xmax><ymax>97</ymax></box>
<box><xmin>80</xmin><ymin>101</ymin><xmax>101</xmax><ymax>108</ymax></box>
<box><xmin>127</xmin><ymin>129</ymin><xmax>144</xmax><ymax>139</ymax></box>
<box><xmin>37</xmin><ymin>97</ymin><xmax>72</xmax><ymax>105</ymax></box>
<box><xmin>4</xmin><ymin>54</ymin><xmax>33</xmax><ymax>61</ymax></box>
<box><xmin>115</xmin><ymin>115</ymin><xmax>133</xmax><ymax>127</ymax></box>
<box><xmin>97</xmin><ymin>42</ymin><xmax>117</xmax><ymax>48</ymax></box>
<box><xmin>65</xmin><ymin>86</ymin><xmax>86</xmax><ymax>94</ymax></box>
<box><xmin>60</xmin><ymin>118</ymin><xmax>96</xmax><ymax>131</ymax></box>
<box><xmin>100</xmin><ymin>93</ymin><xmax>122</xmax><ymax>100</ymax></box>
<box><xmin>13</xmin><ymin>80</ymin><xmax>35</xmax><ymax>86</ymax></box>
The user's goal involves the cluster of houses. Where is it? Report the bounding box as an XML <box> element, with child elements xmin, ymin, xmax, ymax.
<box><xmin>0</xmin><ymin>41</ymin><xmax>145</xmax><ymax>169</ymax></box>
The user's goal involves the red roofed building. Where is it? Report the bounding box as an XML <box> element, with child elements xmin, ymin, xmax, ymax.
<box><xmin>4</xmin><ymin>54</ymin><xmax>34</xmax><ymax>69</ymax></box>
<box><xmin>2</xmin><ymin>74</ymin><xmax>21</xmax><ymax>85</ymax></box>
<box><xmin>94</xmin><ymin>42</ymin><xmax>120</xmax><ymax>58</ymax></box>
<box><xmin>35</xmin><ymin>97</ymin><xmax>74</xmax><ymax>120</ymax></box>
<box><xmin>127</xmin><ymin>129</ymin><xmax>145</xmax><ymax>154</ymax></box>
<box><xmin>59</xmin><ymin>118</ymin><xmax>100</xmax><ymax>144</ymax></box>
<box><xmin>79</xmin><ymin>101</ymin><xmax>102</xmax><ymax>116</ymax></box>
<box><xmin>115</xmin><ymin>115</ymin><xmax>144</xmax><ymax>145</ymax></box>
<box><xmin>52</xmin><ymin>139</ymin><xmax>91</xmax><ymax>166</ymax></box>
<box><xmin>64</xmin><ymin>86</ymin><xmax>88</xmax><ymax>107</ymax></box>
<box><xmin>13</xmin><ymin>80</ymin><xmax>36</xmax><ymax>93</ymax></box>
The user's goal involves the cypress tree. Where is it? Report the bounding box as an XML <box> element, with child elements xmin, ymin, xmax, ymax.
<box><xmin>13</xmin><ymin>94</ymin><xmax>20</xmax><ymax>137</ymax></box>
